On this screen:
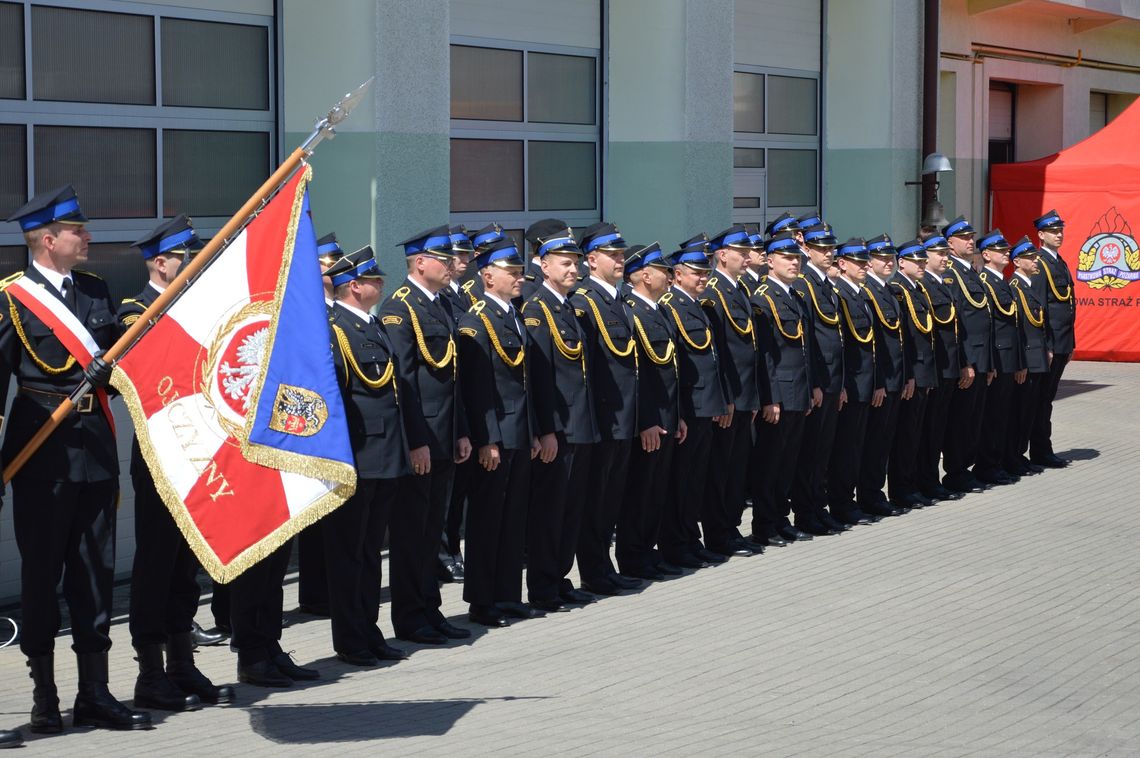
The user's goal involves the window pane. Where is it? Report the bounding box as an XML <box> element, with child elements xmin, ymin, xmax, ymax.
<box><xmin>164</xmin><ymin>130</ymin><xmax>269</xmax><ymax>217</ymax></box>
<box><xmin>451</xmin><ymin>46</ymin><xmax>522</xmax><ymax>121</ymax></box>
<box><xmin>528</xmin><ymin>141</ymin><xmax>595</xmax><ymax>211</ymax></box>
<box><xmin>1089</xmin><ymin>91</ymin><xmax>1107</xmax><ymax>134</ymax></box>
<box><xmin>34</xmin><ymin>126</ymin><xmax>156</xmax><ymax>218</ymax></box>
<box><xmin>767</xmin><ymin>149</ymin><xmax>816</xmax><ymax>207</ymax></box>
<box><xmin>733</xmin><ymin>148</ymin><xmax>764</xmax><ymax>168</ymax></box>
<box><xmin>85</xmin><ymin>242</ymin><xmax>147</xmax><ymax>303</ymax></box>
<box><xmin>733</xmin><ymin>197</ymin><xmax>761</xmax><ymax>209</ymax></box>
<box><xmin>528</xmin><ymin>52</ymin><xmax>595</xmax><ymax>125</ymax></box>
<box><xmin>450</xmin><ymin>139</ymin><xmax>523</xmax><ymax>213</ymax></box>
<box><xmin>0</xmin><ymin>2</ymin><xmax>24</xmax><ymax>99</ymax></box>
<box><xmin>0</xmin><ymin>246</ymin><xmax>27</xmax><ymax>276</ymax></box>
<box><xmin>32</xmin><ymin>7</ymin><xmax>154</xmax><ymax>105</ymax></box>
<box><xmin>0</xmin><ymin>124</ymin><xmax>26</xmax><ymax>217</ymax></box>
<box><xmin>768</xmin><ymin>76</ymin><xmax>817</xmax><ymax>135</ymax></box>
<box><xmin>162</xmin><ymin>19</ymin><xmax>269</xmax><ymax>110</ymax></box>
<box><xmin>733</xmin><ymin>72</ymin><xmax>764</xmax><ymax>133</ymax></box>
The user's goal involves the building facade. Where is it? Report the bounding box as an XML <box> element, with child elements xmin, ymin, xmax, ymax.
<box><xmin>1</xmin><ymin>0</ymin><xmax>1139</xmax><ymax>600</ymax></box>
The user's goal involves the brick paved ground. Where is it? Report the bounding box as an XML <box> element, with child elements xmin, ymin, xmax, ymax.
<box><xmin>1</xmin><ymin>360</ymin><xmax>1136</xmax><ymax>756</ymax></box>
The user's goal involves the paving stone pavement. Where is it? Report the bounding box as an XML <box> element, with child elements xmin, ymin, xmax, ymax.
<box><xmin>0</xmin><ymin>360</ymin><xmax>1137</xmax><ymax>756</ymax></box>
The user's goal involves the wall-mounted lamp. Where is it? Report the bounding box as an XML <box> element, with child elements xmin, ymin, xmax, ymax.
<box><xmin>906</xmin><ymin>152</ymin><xmax>954</xmax><ymax>232</ymax></box>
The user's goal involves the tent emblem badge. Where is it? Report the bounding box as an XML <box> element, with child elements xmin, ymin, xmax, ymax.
<box><xmin>1077</xmin><ymin>207</ymin><xmax>1140</xmax><ymax>289</ymax></box>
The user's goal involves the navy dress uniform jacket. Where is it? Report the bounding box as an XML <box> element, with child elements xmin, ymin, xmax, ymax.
<box><xmin>379</xmin><ymin>279</ymin><xmax>469</xmax><ymax>459</ymax></box>
<box><xmin>864</xmin><ymin>276</ymin><xmax>908</xmax><ymax>393</ymax></box>
<box><xmin>980</xmin><ymin>269</ymin><xmax>1027</xmax><ymax>375</ymax></box>
<box><xmin>1033</xmin><ymin>249</ymin><xmax>1076</xmax><ymax>355</ymax></box>
<box><xmin>835</xmin><ymin>279</ymin><xmax>880</xmax><ymax>402</ymax></box>
<box><xmin>701</xmin><ymin>271</ymin><xmax>762</xmax><ymax>412</ymax></box>
<box><xmin>0</xmin><ymin>267</ymin><xmax>119</xmax><ymax>482</ymax></box>
<box><xmin>920</xmin><ymin>271</ymin><xmax>964</xmax><ymax>381</ymax></box>
<box><xmin>792</xmin><ymin>266</ymin><xmax>844</xmax><ymax>395</ymax></box>
<box><xmin>750</xmin><ymin>281</ymin><xmax>813</xmax><ymax>413</ymax></box>
<box><xmin>944</xmin><ymin>258</ymin><xmax>994</xmax><ymax>374</ymax></box>
<box><xmin>659</xmin><ymin>287</ymin><xmax>729</xmax><ymax>420</ymax></box>
<box><xmin>1011</xmin><ymin>274</ymin><xmax>1053</xmax><ymax>374</ymax></box>
<box><xmin>571</xmin><ymin>278</ymin><xmax>638</xmax><ymax>440</ymax></box>
<box><xmin>329</xmin><ymin>304</ymin><xmax>412</xmax><ymax>479</ymax></box>
<box><xmin>626</xmin><ymin>295</ymin><xmax>680</xmax><ymax>434</ymax></box>
<box><xmin>458</xmin><ymin>298</ymin><xmax>535</xmax><ymax>451</ymax></box>
<box><xmin>889</xmin><ymin>273</ymin><xmax>938</xmax><ymax>389</ymax></box>
<box><xmin>521</xmin><ymin>285</ymin><xmax>598</xmax><ymax>445</ymax></box>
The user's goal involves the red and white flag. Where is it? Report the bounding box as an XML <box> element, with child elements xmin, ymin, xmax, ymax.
<box><xmin>112</xmin><ymin>168</ymin><xmax>357</xmax><ymax>582</ymax></box>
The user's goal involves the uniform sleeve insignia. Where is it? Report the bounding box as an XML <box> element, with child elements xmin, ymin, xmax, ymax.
<box><xmin>459</xmin><ymin>326</ymin><xmax>478</xmax><ymax>337</ymax></box>
<box><xmin>121</xmin><ymin>314</ymin><xmax>140</xmax><ymax>326</ymax></box>
<box><xmin>381</xmin><ymin>315</ymin><xmax>402</xmax><ymax>326</ymax></box>
<box><xmin>574</xmin><ymin>308</ymin><xmax>585</xmax><ymax>317</ymax></box>
<box><xmin>944</xmin><ymin>277</ymin><xmax>954</xmax><ymax>284</ymax></box>
<box><xmin>524</xmin><ymin>317</ymin><xmax>541</xmax><ymax>327</ymax></box>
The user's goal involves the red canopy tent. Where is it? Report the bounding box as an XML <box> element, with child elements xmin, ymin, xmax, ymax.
<box><xmin>990</xmin><ymin>98</ymin><xmax>1140</xmax><ymax>361</ymax></box>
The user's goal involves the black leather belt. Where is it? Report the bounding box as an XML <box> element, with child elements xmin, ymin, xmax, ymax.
<box><xmin>18</xmin><ymin>386</ymin><xmax>96</xmax><ymax>413</ymax></box>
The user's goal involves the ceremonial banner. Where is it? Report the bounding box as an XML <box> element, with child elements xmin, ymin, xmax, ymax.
<box><xmin>991</xmin><ymin>98</ymin><xmax>1140</xmax><ymax>362</ymax></box>
<box><xmin>111</xmin><ymin>167</ymin><xmax>357</xmax><ymax>581</ymax></box>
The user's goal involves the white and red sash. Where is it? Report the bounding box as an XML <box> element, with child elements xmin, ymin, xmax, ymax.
<box><xmin>6</xmin><ymin>276</ymin><xmax>116</xmax><ymax>433</ymax></box>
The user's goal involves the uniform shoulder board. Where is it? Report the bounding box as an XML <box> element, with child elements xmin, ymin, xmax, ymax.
<box><xmin>658</xmin><ymin>291</ymin><xmax>673</xmax><ymax>305</ymax></box>
<box><xmin>523</xmin><ymin>317</ymin><xmax>541</xmax><ymax>327</ymax></box>
<box><xmin>624</xmin><ymin>297</ymin><xmax>636</xmax><ymax>308</ymax></box>
<box><xmin>524</xmin><ymin>273</ymin><xmax>536</xmax><ymax>281</ymax></box>
<box><xmin>458</xmin><ymin>326</ymin><xmax>478</xmax><ymax>338</ymax></box>
<box><xmin>757</xmin><ymin>284</ymin><xmax>769</xmax><ymax>295</ymax></box>
<box><xmin>943</xmin><ymin>276</ymin><xmax>954</xmax><ymax>284</ymax></box>
<box><xmin>979</xmin><ymin>271</ymin><xmax>988</xmax><ymax>281</ymax></box>
<box><xmin>72</xmin><ymin>268</ymin><xmax>102</xmax><ymax>280</ymax></box>
<box><xmin>469</xmin><ymin>299</ymin><xmax>486</xmax><ymax>315</ymax></box>
<box><xmin>699</xmin><ymin>298</ymin><xmax>714</xmax><ymax>307</ymax></box>
<box><xmin>1010</xmin><ymin>277</ymin><xmax>1021</xmax><ymax>287</ymax></box>
<box><xmin>461</xmin><ymin>280</ymin><xmax>474</xmax><ymax>293</ymax></box>
<box><xmin>392</xmin><ymin>286</ymin><xmax>410</xmax><ymax>301</ymax></box>
<box><xmin>794</xmin><ymin>289</ymin><xmax>805</xmax><ymax>298</ymax></box>
<box><xmin>120</xmin><ymin>297</ymin><xmax>144</xmax><ymax>307</ymax></box>
<box><xmin>0</xmin><ymin>271</ymin><xmax>23</xmax><ymax>292</ymax></box>
<box><xmin>381</xmin><ymin>314</ymin><xmax>402</xmax><ymax>326</ymax></box>
<box><xmin>575</xmin><ymin>287</ymin><xmax>589</xmax><ymax>296</ymax></box>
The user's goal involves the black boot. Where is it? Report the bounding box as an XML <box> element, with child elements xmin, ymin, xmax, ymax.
<box><xmin>26</xmin><ymin>654</ymin><xmax>62</xmax><ymax>734</ymax></box>
<box><xmin>133</xmin><ymin>644</ymin><xmax>201</xmax><ymax>712</ymax></box>
<box><xmin>166</xmin><ymin>632</ymin><xmax>235</xmax><ymax>705</ymax></box>
<box><xmin>0</xmin><ymin>727</ymin><xmax>21</xmax><ymax>749</ymax></box>
<box><xmin>74</xmin><ymin>652</ymin><xmax>154</xmax><ymax>730</ymax></box>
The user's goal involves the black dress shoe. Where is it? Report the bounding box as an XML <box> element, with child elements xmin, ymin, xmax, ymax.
<box><xmin>0</xmin><ymin>727</ymin><xmax>21</xmax><ymax>749</ymax></box>
<box><xmin>399</xmin><ymin>625</ymin><xmax>448</xmax><ymax>645</ymax></box>
<box><xmin>921</xmin><ymin>485</ymin><xmax>963</xmax><ymax>501</ymax></box>
<box><xmin>469</xmin><ymin>606</ymin><xmax>510</xmax><ymax>627</ymax></box>
<box><xmin>191</xmin><ymin>621</ymin><xmax>228</xmax><ymax>647</ymax></box>
<box><xmin>741</xmin><ymin>537</ymin><xmax>767</xmax><ymax>554</ymax></box>
<box><xmin>708</xmin><ymin>541</ymin><xmax>751</xmax><ymax>557</ymax></box>
<box><xmin>622</xmin><ymin>567</ymin><xmax>665</xmax><ymax>581</ymax></box>
<box><xmin>335</xmin><ymin>650</ymin><xmax>379</xmax><ymax>666</ymax></box>
<box><xmin>764</xmin><ymin>533</ymin><xmax>788</xmax><ymax>547</ymax></box>
<box><xmin>943</xmin><ymin>474</ymin><xmax>986</xmax><ymax>494</ymax></box>
<box><xmin>1031</xmin><ymin>452</ymin><xmax>1068</xmax><ymax>468</ymax></box>
<box><xmin>580</xmin><ymin>579</ymin><xmax>621</xmax><ymax>596</ymax></box>
<box><xmin>370</xmin><ymin>641</ymin><xmax>409</xmax><ymax>661</ymax></box>
<box><xmin>777</xmin><ymin>524</ymin><xmax>813</xmax><ymax>542</ymax></box>
<box><xmin>695</xmin><ymin>547</ymin><xmax>730</xmax><ymax>563</ymax></box>
<box><xmin>818</xmin><ymin>512</ymin><xmax>851</xmax><ymax>533</ymax></box>
<box><xmin>831</xmin><ymin>509</ymin><xmax>874</xmax><ymax>526</ymax></box>
<box><xmin>272</xmin><ymin>652</ymin><xmax>320</xmax><ymax>681</ymax></box>
<box><xmin>560</xmin><ymin>587</ymin><xmax>598</xmax><ymax>604</ymax></box>
<box><xmin>436</xmin><ymin>620</ymin><xmax>473</xmax><ymax>639</ymax></box>
<box><xmin>795</xmin><ymin>519</ymin><xmax>832</xmax><ymax>536</ymax></box>
<box><xmin>667</xmin><ymin>552</ymin><xmax>710</xmax><ymax>568</ymax></box>
<box><xmin>498</xmin><ymin>601</ymin><xmax>545</xmax><ymax>619</ymax></box>
<box><xmin>237</xmin><ymin>660</ymin><xmax>292</xmax><ymax>688</ymax></box>
<box><xmin>862</xmin><ymin>500</ymin><xmax>900</xmax><ymax>517</ymax></box>
<box><xmin>530</xmin><ymin>598</ymin><xmax>568</xmax><ymax>613</ymax></box>
<box><xmin>656</xmin><ymin>560</ymin><xmax>685</xmax><ymax>576</ymax></box>
<box><xmin>607</xmin><ymin>572</ymin><xmax>643</xmax><ymax>590</ymax></box>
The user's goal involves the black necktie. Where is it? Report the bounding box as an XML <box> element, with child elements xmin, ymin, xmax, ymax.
<box><xmin>507</xmin><ymin>306</ymin><xmax>522</xmax><ymax>336</ymax></box>
<box><xmin>60</xmin><ymin>278</ymin><xmax>76</xmax><ymax>313</ymax></box>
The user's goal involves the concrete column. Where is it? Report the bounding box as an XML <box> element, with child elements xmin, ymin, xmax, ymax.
<box><xmin>823</xmin><ymin>0</ymin><xmax>923</xmax><ymax>241</ymax></box>
<box><xmin>604</xmin><ymin>0</ymin><xmax>732</xmax><ymax>247</ymax></box>
<box><xmin>282</xmin><ymin>0</ymin><xmax>449</xmax><ymax>275</ymax></box>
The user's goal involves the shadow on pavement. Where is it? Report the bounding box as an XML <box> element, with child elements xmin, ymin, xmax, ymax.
<box><xmin>248</xmin><ymin>696</ymin><xmax>550</xmax><ymax>743</ymax></box>
<box><xmin>1057</xmin><ymin>447</ymin><xmax>1100</xmax><ymax>462</ymax></box>
<box><xmin>1055</xmin><ymin>379</ymin><xmax>1111</xmax><ymax>401</ymax></box>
